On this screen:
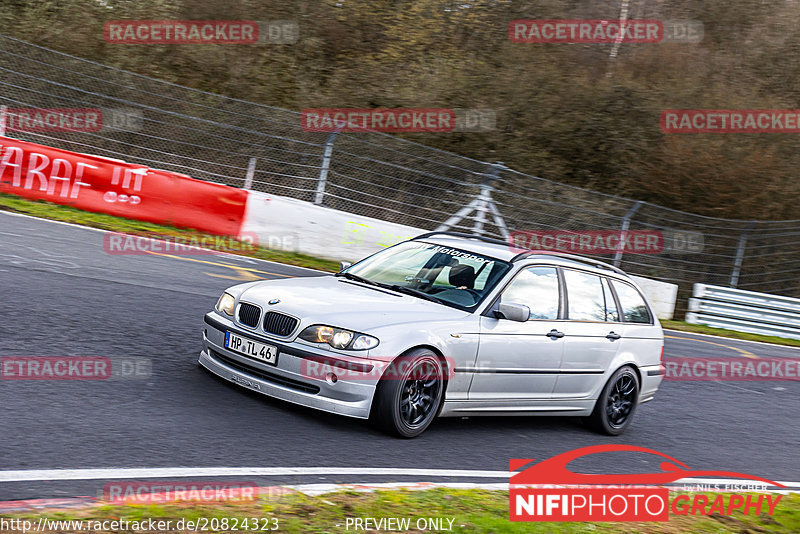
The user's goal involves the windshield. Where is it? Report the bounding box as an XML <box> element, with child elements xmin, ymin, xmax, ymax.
<box><xmin>341</xmin><ymin>241</ymin><xmax>512</xmax><ymax>310</ymax></box>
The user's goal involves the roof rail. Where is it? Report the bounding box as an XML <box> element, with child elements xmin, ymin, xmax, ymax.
<box><xmin>412</xmin><ymin>231</ymin><xmax>511</xmax><ymax>248</ymax></box>
<box><xmin>511</xmin><ymin>250</ymin><xmax>627</xmax><ymax>275</ymax></box>
<box><xmin>412</xmin><ymin>231</ymin><xmax>627</xmax><ymax>275</ymax></box>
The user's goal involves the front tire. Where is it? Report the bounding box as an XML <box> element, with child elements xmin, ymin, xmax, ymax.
<box><xmin>370</xmin><ymin>349</ymin><xmax>444</xmax><ymax>438</ymax></box>
<box><xmin>588</xmin><ymin>366</ymin><xmax>640</xmax><ymax>435</ymax></box>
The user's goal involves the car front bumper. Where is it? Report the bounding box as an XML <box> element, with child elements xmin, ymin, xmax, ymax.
<box><xmin>200</xmin><ymin>312</ymin><xmax>383</xmax><ymax>419</ymax></box>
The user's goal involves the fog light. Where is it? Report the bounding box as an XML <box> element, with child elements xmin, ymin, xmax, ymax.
<box><xmin>325</xmin><ymin>372</ymin><xmax>338</xmax><ymax>384</ymax></box>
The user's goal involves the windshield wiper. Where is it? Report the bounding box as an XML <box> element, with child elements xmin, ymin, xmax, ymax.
<box><xmin>335</xmin><ymin>271</ymin><xmax>385</xmax><ymax>288</ymax></box>
<box><xmin>335</xmin><ymin>274</ymin><xmax>442</xmax><ymax>304</ymax></box>
<box><xmin>388</xmin><ymin>285</ymin><xmax>443</xmax><ymax>304</ymax></box>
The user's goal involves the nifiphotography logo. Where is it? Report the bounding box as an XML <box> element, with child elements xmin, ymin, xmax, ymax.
<box><xmin>510</xmin><ymin>444</ymin><xmax>784</xmax><ymax>522</ymax></box>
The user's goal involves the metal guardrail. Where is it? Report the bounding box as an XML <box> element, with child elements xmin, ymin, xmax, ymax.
<box><xmin>686</xmin><ymin>284</ymin><xmax>800</xmax><ymax>340</ymax></box>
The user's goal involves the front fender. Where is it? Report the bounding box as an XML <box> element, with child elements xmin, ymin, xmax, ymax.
<box><xmin>366</xmin><ymin>318</ymin><xmax>481</xmax><ymax>400</ymax></box>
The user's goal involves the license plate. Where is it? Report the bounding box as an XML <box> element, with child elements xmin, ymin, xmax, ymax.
<box><xmin>224</xmin><ymin>331</ymin><xmax>278</xmax><ymax>365</ymax></box>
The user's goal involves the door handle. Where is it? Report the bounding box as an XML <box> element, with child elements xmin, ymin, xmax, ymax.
<box><xmin>606</xmin><ymin>331</ymin><xmax>621</xmax><ymax>340</ymax></box>
<box><xmin>546</xmin><ymin>329</ymin><xmax>565</xmax><ymax>339</ymax></box>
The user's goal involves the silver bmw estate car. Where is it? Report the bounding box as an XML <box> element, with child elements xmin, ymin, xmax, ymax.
<box><xmin>200</xmin><ymin>232</ymin><xmax>664</xmax><ymax>438</ymax></box>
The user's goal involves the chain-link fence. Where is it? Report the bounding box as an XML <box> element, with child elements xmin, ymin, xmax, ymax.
<box><xmin>1</xmin><ymin>33</ymin><xmax>798</xmax><ymax>312</ymax></box>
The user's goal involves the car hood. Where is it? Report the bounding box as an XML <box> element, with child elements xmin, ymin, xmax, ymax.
<box><xmin>239</xmin><ymin>275</ymin><xmax>471</xmax><ymax>330</ymax></box>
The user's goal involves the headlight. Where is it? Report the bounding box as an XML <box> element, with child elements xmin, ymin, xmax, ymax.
<box><xmin>215</xmin><ymin>292</ymin><xmax>236</xmax><ymax>316</ymax></box>
<box><xmin>298</xmin><ymin>325</ymin><xmax>379</xmax><ymax>350</ymax></box>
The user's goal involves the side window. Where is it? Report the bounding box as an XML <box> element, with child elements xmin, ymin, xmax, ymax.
<box><xmin>501</xmin><ymin>267</ymin><xmax>560</xmax><ymax>320</ymax></box>
<box><xmin>611</xmin><ymin>280</ymin><xmax>652</xmax><ymax>323</ymax></box>
<box><xmin>563</xmin><ymin>270</ymin><xmax>606</xmax><ymax>321</ymax></box>
<box><xmin>602</xmin><ymin>278</ymin><xmax>620</xmax><ymax>322</ymax></box>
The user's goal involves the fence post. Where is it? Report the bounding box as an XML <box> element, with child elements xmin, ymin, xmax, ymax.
<box><xmin>0</xmin><ymin>105</ymin><xmax>7</xmax><ymax>136</ymax></box>
<box><xmin>243</xmin><ymin>157</ymin><xmax>257</xmax><ymax>190</ymax></box>
<box><xmin>729</xmin><ymin>222</ymin><xmax>754</xmax><ymax>288</ymax></box>
<box><xmin>613</xmin><ymin>201</ymin><xmax>643</xmax><ymax>267</ymax></box>
<box><xmin>315</xmin><ymin>132</ymin><xmax>338</xmax><ymax>205</ymax></box>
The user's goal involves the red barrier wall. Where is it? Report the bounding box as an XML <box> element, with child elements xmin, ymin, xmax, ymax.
<box><xmin>0</xmin><ymin>136</ymin><xmax>246</xmax><ymax>235</ymax></box>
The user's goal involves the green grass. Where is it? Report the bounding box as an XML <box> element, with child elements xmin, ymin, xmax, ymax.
<box><xmin>662</xmin><ymin>319</ymin><xmax>800</xmax><ymax>348</ymax></box>
<box><xmin>1</xmin><ymin>490</ymin><xmax>798</xmax><ymax>533</ymax></box>
<box><xmin>0</xmin><ymin>193</ymin><xmax>339</xmax><ymax>272</ymax></box>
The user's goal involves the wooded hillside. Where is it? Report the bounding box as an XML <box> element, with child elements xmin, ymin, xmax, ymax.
<box><xmin>2</xmin><ymin>0</ymin><xmax>799</xmax><ymax>220</ymax></box>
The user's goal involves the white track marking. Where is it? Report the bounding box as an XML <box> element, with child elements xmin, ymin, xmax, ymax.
<box><xmin>287</xmin><ymin>481</ymin><xmax>798</xmax><ymax>496</ymax></box>
<box><xmin>287</xmin><ymin>482</ymin><xmax>510</xmax><ymax>496</ymax></box>
<box><xmin>711</xmin><ymin>380</ymin><xmax>766</xmax><ymax>395</ymax></box>
<box><xmin>0</xmin><ymin>467</ymin><xmax>508</xmax><ymax>483</ymax></box>
<box><xmin>0</xmin><ymin>468</ymin><xmax>798</xmax><ymax>491</ymax></box>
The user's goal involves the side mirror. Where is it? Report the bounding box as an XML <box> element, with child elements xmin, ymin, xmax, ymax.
<box><xmin>338</xmin><ymin>261</ymin><xmax>352</xmax><ymax>272</ymax></box>
<box><xmin>497</xmin><ymin>302</ymin><xmax>530</xmax><ymax>322</ymax></box>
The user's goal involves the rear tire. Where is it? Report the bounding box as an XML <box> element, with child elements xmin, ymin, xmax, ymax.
<box><xmin>587</xmin><ymin>366</ymin><xmax>639</xmax><ymax>435</ymax></box>
<box><xmin>370</xmin><ymin>349</ymin><xmax>444</xmax><ymax>438</ymax></box>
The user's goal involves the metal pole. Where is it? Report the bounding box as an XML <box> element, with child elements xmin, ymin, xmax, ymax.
<box><xmin>471</xmin><ymin>162</ymin><xmax>505</xmax><ymax>236</ymax></box>
<box><xmin>730</xmin><ymin>222</ymin><xmax>754</xmax><ymax>288</ymax></box>
<box><xmin>608</xmin><ymin>0</ymin><xmax>630</xmax><ymax>60</ymax></box>
<box><xmin>472</xmin><ymin>183</ymin><xmax>491</xmax><ymax>236</ymax></box>
<box><xmin>436</xmin><ymin>198</ymin><xmax>480</xmax><ymax>233</ymax></box>
<box><xmin>484</xmin><ymin>162</ymin><xmax>509</xmax><ymax>239</ymax></box>
<box><xmin>315</xmin><ymin>132</ymin><xmax>338</xmax><ymax>205</ymax></box>
<box><xmin>487</xmin><ymin>199</ymin><xmax>510</xmax><ymax>240</ymax></box>
<box><xmin>243</xmin><ymin>157</ymin><xmax>256</xmax><ymax>190</ymax></box>
<box><xmin>612</xmin><ymin>201</ymin><xmax>643</xmax><ymax>267</ymax></box>
<box><xmin>0</xmin><ymin>105</ymin><xmax>7</xmax><ymax>137</ymax></box>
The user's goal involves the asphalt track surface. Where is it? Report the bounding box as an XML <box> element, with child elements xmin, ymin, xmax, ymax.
<box><xmin>0</xmin><ymin>211</ymin><xmax>798</xmax><ymax>500</ymax></box>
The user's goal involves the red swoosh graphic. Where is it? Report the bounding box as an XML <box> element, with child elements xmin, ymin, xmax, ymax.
<box><xmin>510</xmin><ymin>444</ymin><xmax>784</xmax><ymax>488</ymax></box>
